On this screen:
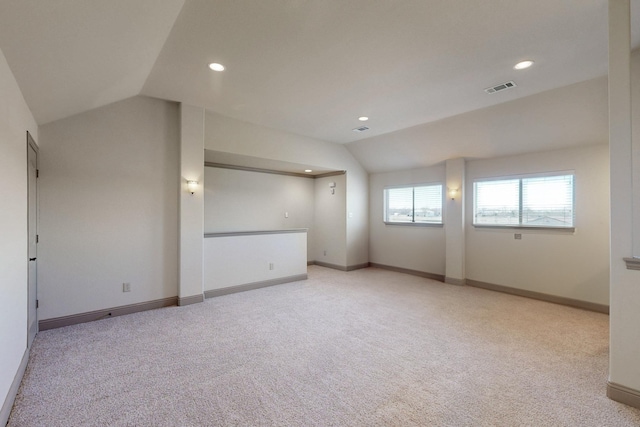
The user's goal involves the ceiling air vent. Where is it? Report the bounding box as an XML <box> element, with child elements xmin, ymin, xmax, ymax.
<box><xmin>484</xmin><ymin>80</ymin><xmax>517</xmax><ymax>94</ymax></box>
<box><xmin>352</xmin><ymin>126</ymin><xmax>370</xmax><ymax>132</ymax></box>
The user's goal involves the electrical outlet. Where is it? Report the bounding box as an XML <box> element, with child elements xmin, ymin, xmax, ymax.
<box><xmin>123</xmin><ymin>282</ymin><xmax>131</xmax><ymax>292</ymax></box>
<box><xmin>323</xmin><ymin>250</ymin><xmax>327</xmax><ymax>256</ymax></box>
<box><xmin>269</xmin><ymin>263</ymin><xmax>274</xmax><ymax>270</ymax></box>
<box><xmin>514</xmin><ymin>234</ymin><xmax>522</xmax><ymax>240</ymax></box>
<box><xmin>284</xmin><ymin>212</ymin><xmax>289</xmax><ymax>218</ymax></box>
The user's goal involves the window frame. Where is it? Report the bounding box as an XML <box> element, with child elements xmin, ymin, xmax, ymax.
<box><xmin>472</xmin><ymin>171</ymin><xmax>576</xmax><ymax>230</ymax></box>
<box><xmin>383</xmin><ymin>183</ymin><xmax>444</xmax><ymax>227</ymax></box>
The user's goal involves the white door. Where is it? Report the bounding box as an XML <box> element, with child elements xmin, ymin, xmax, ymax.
<box><xmin>27</xmin><ymin>132</ymin><xmax>38</xmax><ymax>347</ymax></box>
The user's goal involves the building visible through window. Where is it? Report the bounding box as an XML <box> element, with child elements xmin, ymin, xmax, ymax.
<box><xmin>473</xmin><ymin>173</ymin><xmax>574</xmax><ymax>228</ymax></box>
<box><xmin>384</xmin><ymin>184</ymin><xmax>443</xmax><ymax>224</ymax></box>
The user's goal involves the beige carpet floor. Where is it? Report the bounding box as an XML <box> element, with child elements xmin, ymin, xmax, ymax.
<box><xmin>9</xmin><ymin>266</ymin><xmax>640</xmax><ymax>426</ymax></box>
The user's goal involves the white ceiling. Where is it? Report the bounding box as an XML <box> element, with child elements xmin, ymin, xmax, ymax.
<box><xmin>0</xmin><ymin>0</ymin><xmax>184</xmax><ymax>125</ymax></box>
<box><xmin>0</xmin><ymin>1</ymin><xmax>636</xmax><ymax>171</ymax></box>
<box><xmin>348</xmin><ymin>77</ymin><xmax>609</xmax><ymax>172</ymax></box>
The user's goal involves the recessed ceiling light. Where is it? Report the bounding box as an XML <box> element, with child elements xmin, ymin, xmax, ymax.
<box><xmin>358</xmin><ymin>116</ymin><xmax>369</xmax><ymax>121</ymax></box>
<box><xmin>208</xmin><ymin>62</ymin><xmax>225</xmax><ymax>72</ymax></box>
<box><xmin>305</xmin><ymin>169</ymin><xmax>313</xmax><ymax>173</ymax></box>
<box><xmin>514</xmin><ymin>60</ymin><xmax>534</xmax><ymax>70</ymax></box>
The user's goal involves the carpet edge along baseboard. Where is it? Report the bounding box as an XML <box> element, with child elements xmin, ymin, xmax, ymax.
<box><xmin>368</xmin><ymin>262</ymin><xmax>445</xmax><ymax>282</ymax></box>
<box><xmin>312</xmin><ymin>261</ymin><xmax>370</xmax><ymax>272</ymax></box>
<box><xmin>204</xmin><ymin>274</ymin><xmax>308</xmax><ymax>298</ymax></box>
<box><xmin>466</xmin><ymin>279</ymin><xmax>609</xmax><ymax>314</ymax></box>
<box><xmin>38</xmin><ymin>296</ymin><xmax>178</xmax><ymax>331</ymax></box>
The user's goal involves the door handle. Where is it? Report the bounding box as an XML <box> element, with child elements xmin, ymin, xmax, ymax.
<box><xmin>29</xmin><ymin>257</ymin><xmax>37</xmax><ymax>261</ymax></box>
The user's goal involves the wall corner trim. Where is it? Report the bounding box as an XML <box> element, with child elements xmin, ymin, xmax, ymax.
<box><xmin>313</xmin><ymin>261</ymin><xmax>349</xmax><ymax>271</ymax></box>
<box><xmin>1</xmin><ymin>347</ymin><xmax>29</xmax><ymax>426</ymax></box>
<box><xmin>178</xmin><ymin>294</ymin><xmax>204</xmax><ymax>306</ymax></box>
<box><xmin>445</xmin><ymin>277</ymin><xmax>466</xmax><ymax>286</ymax></box>
<box><xmin>607</xmin><ymin>381</ymin><xmax>640</xmax><ymax>409</ymax></box>
<box><xmin>39</xmin><ymin>297</ymin><xmax>178</xmax><ymax>330</ymax></box>
<box><xmin>346</xmin><ymin>263</ymin><xmax>370</xmax><ymax>271</ymax></box>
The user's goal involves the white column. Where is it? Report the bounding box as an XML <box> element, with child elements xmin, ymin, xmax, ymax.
<box><xmin>445</xmin><ymin>158</ymin><xmax>465</xmax><ymax>285</ymax></box>
<box><xmin>607</xmin><ymin>0</ymin><xmax>640</xmax><ymax>408</ymax></box>
<box><xmin>179</xmin><ymin>104</ymin><xmax>205</xmax><ymax>305</ymax></box>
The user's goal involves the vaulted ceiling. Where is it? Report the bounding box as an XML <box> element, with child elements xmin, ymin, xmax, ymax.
<box><xmin>0</xmin><ymin>1</ymin><xmax>636</xmax><ymax>172</ymax></box>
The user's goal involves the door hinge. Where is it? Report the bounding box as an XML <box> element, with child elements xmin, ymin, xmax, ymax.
<box><xmin>36</xmin><ymin>234</ymin><xmax>39</xmax><ymax>243</ymax></box>
<box><xmin>36</xmin><ymin>299</ymin><xmax>39</xmax><ymax>309</ymax></box>
<box><xmin>36</xmin><ymin>169</ymin><xmax>39</xmax><ymax>178</ymax></box>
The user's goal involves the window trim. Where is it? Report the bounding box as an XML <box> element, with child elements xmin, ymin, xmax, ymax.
<box><xmin>472</xmin><ymin>171</ymin><xmax>575</xmax><ymax>230</ymax></box>
<box><xmin>383</xmin><ymin>182</ymin><xmax>444</xmax><ymax>226</ymax></box>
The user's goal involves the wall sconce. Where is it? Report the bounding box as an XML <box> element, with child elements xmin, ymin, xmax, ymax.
<box><xmin>187</xmin><ymin>180</ymin><xmax>198</xmax><ymax>195</ymax></box>
<box><xmin>449</xmin><ymin>188</ymin><xmax>458</xmax><ymax>200</ymax></box>
<box><xmin>329</xmin><ymin>181</ymin><xmax>336</xmax><ymax>195</ymax></box>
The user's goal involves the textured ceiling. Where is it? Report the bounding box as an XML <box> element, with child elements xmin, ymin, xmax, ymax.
<box><xmin>0</xmin><ymin>1</ymin><xmax>637</xmax><ymax>171</ymax></box>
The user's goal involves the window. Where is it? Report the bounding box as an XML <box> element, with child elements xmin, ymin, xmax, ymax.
<box><xmin>473</xmin><ymin>173</ymin><xmax>574</xmax><ymax>228</ymax></box>
<box><xmin>384</xmin><ymin>184</ymin><xmax>443</xmax><ymax>225</ymax></box>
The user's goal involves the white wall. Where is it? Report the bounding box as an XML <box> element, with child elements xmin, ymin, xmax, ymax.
<box><xmin>346</xmin><ymin>169</ymin><xmax>369</xmax><ymax>267</ymax></box>
<box><xmin>204</xmin><ymin>167</ymin><xmax>350</xmax><ymax>266</ymax></box>
<box><xmin>368</xmin><ymin>165</ymin><xmax>446</xmax><ymax>275</ymax></box>
<box><xmin>466</xmin><ymin>145</ymin><xmax>610</xmax><ymax>305</ymax></box>
<box><xmin>445</xmin><ymin>158</ymin><xmax>465</xmax><ymax>283</ymax></box>
<box><xmin>0</xmin><ymin>46</ymin><xmax>38</xmax><ymax>423</ymax></box>
<box><xmin>205</xmin><ymin>112</ymin><xmax>368</xmax><ymax>268</ymax></box>
<box><xmin>204</xmin><ymin>167</ymin><xmax>315</xmax><ymax>258</ymax></box>
<box><xmin>631</xmin><ymin>48</ymin><xmax>640</xmax><ymax>256</ymax></box>
<box><xmin>179</xmin><ymin>103</ymin><xmax>205</xmax><ymax>302</ymax></box>
<box><xmin>368</xmin><ymin>144</ymin><xmax>609</xmax><ymax>305</ymax></box>
<box><xmin>38</xmin><ymin>96</ymin><xmax>180</xmax><ymax>319</ymax></box>
<box><xmin>314</xmin><ymin>174</ymin><xmax>347</xmax><ymax>266</ymax></box>
<box><xmin>204</xmin><ymin>232</ymin><xmax>307</xmax><ymax>291</ymax></box>
<box><xmin>608</xmin><ymin>24</ymin><xmax>640</xmax><ymax>395</ymax></box>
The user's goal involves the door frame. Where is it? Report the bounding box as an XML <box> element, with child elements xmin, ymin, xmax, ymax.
<box><xmin>27</xmin><ymin>131</ymin><xmax>39</xmax><ymax>347</ymax></box>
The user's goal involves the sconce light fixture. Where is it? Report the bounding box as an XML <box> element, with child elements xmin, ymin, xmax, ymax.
<box><xmin>329</xmin><ymin>181</ymin><xmax>336</xmax><ymax>195</ymax></box>
<box><xmin>449</xmin><ymin>188</ymin><xmax>458</xmax><ymax>200</ymax></box>
<box><xmin>187</xmin><ymin>180</ymin><xmax>198</xmax><ymax>195</ymax></box>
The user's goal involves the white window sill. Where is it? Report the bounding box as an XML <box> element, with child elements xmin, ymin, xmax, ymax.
<box><xmin>384</xmin><ymin>222</ymin><xmax>443</xmax><ymax>227</ymax></box>
<box><xmin>472</xmin><ymin>224</ymin><xmax>575</xmax><ymax>232</ymax></box>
